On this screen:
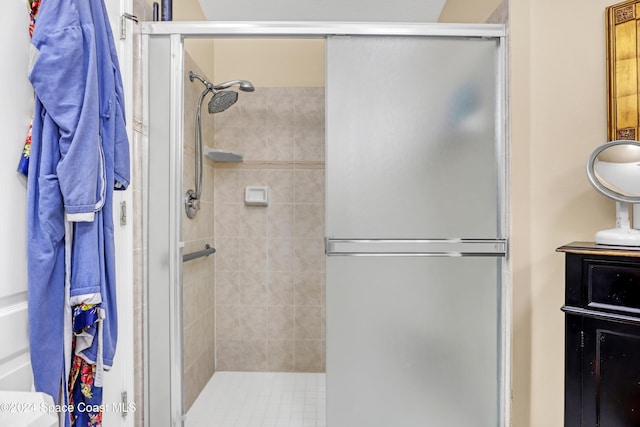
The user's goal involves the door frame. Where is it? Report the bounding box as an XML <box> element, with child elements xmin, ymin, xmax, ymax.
<box><xmin>104</xmin><ymin>0</ymin><xmax>136</xmax><ymax>426</ymax></box>
<box><xmin>141</xmin><ymin>21</ymin><xmax>508</xmax><ymax>427</ymax></box>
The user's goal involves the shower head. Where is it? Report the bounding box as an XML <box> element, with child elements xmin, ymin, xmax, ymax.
<box><xmin>189</xmin><ymin>71</ymin><xmax>255</xmax><ymax>114</ymax></box>
<box><xmin>213</xmin><ymin>79</ymin><xmax>255</xmax><ymax>92</ymax></box>
<box><xmin>208</xmin><ymin>91</ymin><xmax>239</xmax><ymax>114</ymax></box>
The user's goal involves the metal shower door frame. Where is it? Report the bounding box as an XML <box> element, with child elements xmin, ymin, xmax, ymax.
<box><xmin>141</xmin><ymin>21</ymin><xmax>508</xmax><ymax>427</ymax></box>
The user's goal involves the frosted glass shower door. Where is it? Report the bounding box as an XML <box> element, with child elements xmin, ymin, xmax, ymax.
<box><xmin>326</xmin><ymin>35</ymin><xmax>501</xmax><ymax>239</ymax></box>
<box><xmin>325</xmin><ymin>35</ymin><xmax>506</xmax><ymax>427</ymax></box>
<box><xmin>326</xmin><ymin>256</ymin><xmax>500</xmax><ymax>427</ymax></box>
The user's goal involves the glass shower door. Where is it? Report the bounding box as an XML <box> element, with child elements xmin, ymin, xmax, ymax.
<box><xmin>143</xmin><ymin>24</ymin><xmax>507</xmax><ymax>427</ymax></box>
<box><xmin>325</xmin><ymin>35</ymin><xmax>507</xmax><ymax>427</ymax></box>
<box><xmin>326</xmin><ymin>256</ymin><xmax>501</xmax><ymax>427</ymax></box>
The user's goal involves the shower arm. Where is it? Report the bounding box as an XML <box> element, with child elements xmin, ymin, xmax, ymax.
<box><xmin>189</xmin><ymin>71</ymin><xmax>213</xmax><ymax>91</ymax></box>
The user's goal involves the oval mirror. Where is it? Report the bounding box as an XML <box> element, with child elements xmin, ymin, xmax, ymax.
<box><xmin>586</xmin><ymin>140</ymin><xmax>640</xmax><ymax>246</ymax></box>
<box><xmin>587</xmin><ymin>140</ymin><xmax>640</xmax><ymax>203</ymax></box>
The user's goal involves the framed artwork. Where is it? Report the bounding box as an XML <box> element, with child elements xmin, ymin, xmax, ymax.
<box><xmin>607</xmin><ymin>0</ymin><xmax>640</xmax><ymax>140</ymax></box>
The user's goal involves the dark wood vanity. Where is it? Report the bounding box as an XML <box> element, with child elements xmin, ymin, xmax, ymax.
<box><xmin>558</xmin><ymin>242</ymin><xmax>640</xmax><ymax>427</ymax></box>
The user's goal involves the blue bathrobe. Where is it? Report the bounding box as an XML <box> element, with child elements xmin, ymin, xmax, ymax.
<box><xmin>27</xmin><ymin>0</ymin><xmax>129</xmax><ymax>408</ymax></box>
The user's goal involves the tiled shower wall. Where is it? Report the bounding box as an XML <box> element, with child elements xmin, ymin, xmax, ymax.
<box><xmin>213</xmin><ymin>87</ymin><xmax>326</xmax><ymax>372</ymax></box>
<box><xmin>182</xmin><ymin>53</ymin><xmax>217</xmax><ymax>411</ymax></box>
<box><xmin>486</xmin><ymin>0</ymin><xmax>508</xmax><ymax>24</ymax></box>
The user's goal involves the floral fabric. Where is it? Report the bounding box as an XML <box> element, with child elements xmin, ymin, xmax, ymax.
<box><xmin>18</xmin><ymin>0</ymin><xmax>42</xmax><ymax>176</ymax></box>
<box><xmin>28</xmin><ymin>0</ymin><xmax>42</xmax><ymax>37</ymax></box>
<box><xmin>17</xmin><ymin>123</ymin><xmax>31</xmax><ymax>175</ymax></box>
<box><xmin>68</xmin><ymin>304</ymin><xmax>103</xmax><ymax>427</ymax></box>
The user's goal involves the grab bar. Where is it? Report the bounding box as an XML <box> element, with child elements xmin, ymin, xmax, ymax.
<box><xmin>183</xmin><ymin>244</ymin><xmax>216</xmax><ymax>262</ymax></box>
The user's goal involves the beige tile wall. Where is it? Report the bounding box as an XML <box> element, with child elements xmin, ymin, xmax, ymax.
<box><xmin>213</xmin><ymin>87</ymin><xmax>326</xmax><ymax>372</ymax></box>
<box><xmin>182</xmin><ymin>53</ymin><xmax>217</xmax><ymax>411</ymax></box>
<box><xmin>485</xmin><ymin>0</ymin><xmax>507</xmax><ymax>24</ymax></box>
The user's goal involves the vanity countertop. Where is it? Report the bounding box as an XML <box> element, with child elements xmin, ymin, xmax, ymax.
<box><xmin>557</xmin><ymin>241</ymin><xmax>640</xmax><ymax>258</ymax></box>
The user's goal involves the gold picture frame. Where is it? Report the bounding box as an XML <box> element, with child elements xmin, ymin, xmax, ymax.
<box><xmin>607</xmin><ymin>0</ymin><xmax>640</xmax><ymax>140</ymax></box>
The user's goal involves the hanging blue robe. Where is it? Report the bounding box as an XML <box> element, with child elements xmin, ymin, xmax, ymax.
<box><xmin>27</xmin><ymin>0</ymin><xmax>130</xmax><ymax>413</ymax></box>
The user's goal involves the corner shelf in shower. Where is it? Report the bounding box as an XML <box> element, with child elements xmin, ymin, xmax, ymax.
<box><xmin>204</xmin><ymin>146</ymin><xmax>243</xmax><ymax>162</ymax></box>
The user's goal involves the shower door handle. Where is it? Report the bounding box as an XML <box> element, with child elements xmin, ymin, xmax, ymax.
<box><xmin>325</xmin><ymin>238</ymin><xmax>507</xmax><ymax>257</ymax></box>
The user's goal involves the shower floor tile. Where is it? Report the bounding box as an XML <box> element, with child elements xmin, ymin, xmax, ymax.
<box><xmin>186</xmin><ymin>372</ymin><xmax>326</xmax><ymax>427</ymax></box>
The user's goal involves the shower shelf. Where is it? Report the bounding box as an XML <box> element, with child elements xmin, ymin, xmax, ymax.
<box><xmin>205</xmin><ymin>147</ymin><xmax>243</xmax><ymax>162</ymax></box>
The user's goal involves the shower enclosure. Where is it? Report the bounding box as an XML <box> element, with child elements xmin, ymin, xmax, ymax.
<box><xmin>142</xmin><ymin>22</ymin><xmax>508</xmax><ymax>427</ymax></box>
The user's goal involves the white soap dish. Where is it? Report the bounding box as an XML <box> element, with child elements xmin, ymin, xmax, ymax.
<box><xmin>245</xmin><ymin>186</ymin><xmax>269</xmax><ymax>206</ymax></box>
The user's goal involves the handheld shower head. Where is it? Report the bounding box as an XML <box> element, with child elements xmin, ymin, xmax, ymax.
<box><xmin>189</xmin><ymin>71</ymin><xmax>255</xmax><ymax>93</ymax></box>
<box><xmin>213</xmin><ymin>79</ymin><xmax>255</xmax><ymax>92</ymax></box>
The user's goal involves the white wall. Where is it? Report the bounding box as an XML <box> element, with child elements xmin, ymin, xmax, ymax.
<box><xmin>0</xmin><ymin>0</ymin><xmax>36</xmax><ymax>390</ymax></box>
